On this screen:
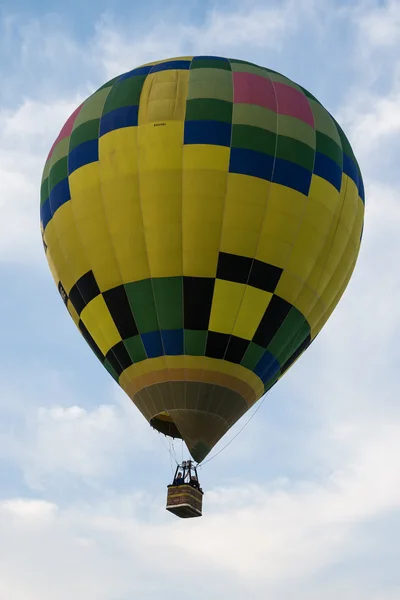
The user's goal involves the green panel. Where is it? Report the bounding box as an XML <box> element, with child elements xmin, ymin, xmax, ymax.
<box><xmin>231</xmin><ymin>124</ymin><xmax>276</xmax><ymax>155</ymax></box>
<box><xmin>125</xmin><ymin>280</ymin><xmax>158</xmax><ymax>333</ymax></box>
<box><xmin>40</xmin><ymin>178</ymin><xmax>49</xmax><ymax>205</ymax></box>
<box><xmin>187</xmin><ymin>68</ymin><xmax>233</xmax><ymax>102</ymax></box>
<box><xmin>191</xmin><ymin>59</ymin><xmax>231</xmax><ymax>71</ymax></box>
<box><xmin>103</xmin><ymin>76</ymin><xmax>147</xmax><ymax>113</ymax></box>
<box><xmin>70</xmin><ymin>119</ymin><xmax>100</xmax><ymax>151</ymax></box>
<box><xmin>104</xmin><ymin>359</ymin><xmax>119</xmax><ymax>382</ymax></box>
<box><xmin>48</xmin><ymin>156</ymin><xmax>69</xmax><ymax>192</ymax></box>
<box><xmin>316</xmin><ymin>131</ymin><xmax>343</xmax><ymax>167</ymax></box>
<box><xmin>267</xmin><ymin>71</ymin><xmax>301</xmax><ymax>89</ymax></box>
<box><xmin>298</xmin><ymin>85</ymin><xmax>321</xmax><ymax>104</ymax></box>
<box><xmin>184</xmin><ymin>330</ymin><xmax>207</xmax><ymax>355</ymax></box>
<box><xmin>276</xmin><ymin>135</ymin><xmax>315</xmax><ymax>171</ymax></box>
<box><xmin>74</xmin><ymin>86</ymin><xmax>112</xmax><ymax>127</ymax></box>
<box><xmin>309</xmin><ymin>99</ymin><xmax>341</xmax><ymax>144</ymax></box>
<box><xmin>240</xmin><ymin>342</ymin><xmax>265</xmax><ymax>371</ymax></box>
<box><xmin>232</xmin><ymin>104</ymin><xmax>277</xmax><ymax>132</ymax></box>
<box><xmin>268</xmin><ymin>307</ymin><xmax>310</xmax><ymax>366</ymax></box>
<box><xmin>48</xmin><ymin>137</ymin><xmax>70</xmax><ymax>167</ymax></box>
<box><xmin>334</xmin><ymin>119</ymin><xmax>356</xmax><ymax>161</ymax></box>
<box><xmin>277</xmin><ymin>114</ymin><xmax>315</xmax><ymax>148</ymax></box>
<box><xmin>185</xmin><ymin>98</ymin><xmax>233</xmax><ymax>123</ymax></box>
<box><xmin>152</xmin><ymin>277</ymin><xmax>183</xmax><ymax>330</ymax></box>
<box><xmin>98</xmin><ymin>75</ymin><xmax>120</xmax><ymax>91</ymax></box>
<box><xmin>124</xmin><ymin>335</ymin><xmax>147</xmax><ymax>363</ymax></box>
<box><xmin>230</xmin><ymin>62</ymin><xmax>268</xmax><ymax>78</ymax></box>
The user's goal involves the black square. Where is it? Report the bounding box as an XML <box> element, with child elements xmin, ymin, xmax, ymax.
<box><xmin>248</xmin><ymin>260</ymin><xmax>283</xmax><ymax>292</ymax></box>
<box><xmin>70</xmin><ymin>271</ymin><xmax>100</xmax><ymax>315</ymax></box>
<box><xmin>103</xmin><ymin>285</ymin><xmax>138</xmax><ymax>339</ymax></box>
<box><xmin>225</xmin><ymin>336</ymin><xmax>249</xmax><ymax>364</ymax></box>
<box><xmin>253</xmin><ymin>295</ymin><xmax>292</xmax><ymax>348</ymax></box>
<box><xmin>217</xmin><ymin>252</ymin><xmax>252</xmax><ymax>284</ymax></box>
<box><xmin>105</xmin><ymin>341</ymin><xmax>132</xmax><ymax>376</ymax></box>
<box><xmin>205</xmin><ymin>331</ymin><xmax>230</xmax><ymax>359</ymax></box>
<box><xmin>183</xmin><ymin>276</ymin><xmax>215</xmax><ymax>330</ymax></box>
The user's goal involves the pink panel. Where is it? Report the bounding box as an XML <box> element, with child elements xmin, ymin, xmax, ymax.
<box><xmin>274</xmin><ymin>82</ymin><xmax>314</xmax><ymax>128</ymax></box>
<box><xmin>233</xmin><ymin>72</ymin><xmax>277</xmax><ymax>111</ymax></box>
<box><xmin>47</xmin><ymin>103</ymin><xmax>84</xmax><ymax>160</ymax></box>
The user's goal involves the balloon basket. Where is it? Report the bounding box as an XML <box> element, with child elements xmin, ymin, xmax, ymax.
<box><xmin>166</xmin><ymin>483</ymin><xmax>203</xmax><ymax>518</ymax></box>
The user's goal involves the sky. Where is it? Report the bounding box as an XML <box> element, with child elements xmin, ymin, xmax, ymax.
<box><xmin>1</xmin><ymin>0</ymin><xmax>400</xmax><ymax>598</ymax></box>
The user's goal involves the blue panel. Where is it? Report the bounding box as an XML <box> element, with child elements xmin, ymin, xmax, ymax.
<box><xmin>68</xmin><ymin>139</ymin><xmax>99</xmax><ymax>174</ymax></box>
<box><xmin>254</xmin><ymin>351</ymin><xmax>280</xmax><ymax>383</ymax></box>
<box><xmin>343</xmin><ymin>154</ymin><xmax>359</xmax><ymax>188</ymax></box>
<box><xmin>184</xmin><ymin>120</ymin><xmax>231</xmax><ymax>147</ymax></box>
<box><xmin>100</xmin><ymin>105</ymin><xmax>139</xmax><ymax>136</ymax></box>
<box><xmin>119</xmin><ymin>66</ymin><xmax>153</xmax><ymax>80</ymax></box>
<box><xmin>40</xmin><ymin>198</ymin><xmax>52</xmax><ymax>230</ymax></box>
<box><xmin>141</xmin><ymin>331</ymin><xmax>164</xmax><ymax>359</ymax></box>
<box><xmin>273</xmin><ymin>157</ymin><xmax>312</xmax><ymax>195</ymax></box>
<box><xmin>150</xmin><ymin>60</ymin><xmax>191</xmax><ymax>73</ymax></box>
<box><xmin>229</xmin><ymin>147</ymin><xmax>274</xmax><ymax>181</ymax></box>
<box><xmin>49</xmin><ymin>177</ymin><xmax>71</xmax><ymax>215</ymax></box>
<box><xmin>313</xmin><ymin>152</ymin><xmax>342</xmax><ymax>192</ymax></box>
<box><xmin>162</xmin><ymin>329</ymin><xmax>184</xmax><ymax>355</ymax></box>
<box><xmin>192</xmin><ymin>55</ymin><xmax>229</xmax><ymax>61</ymax></box>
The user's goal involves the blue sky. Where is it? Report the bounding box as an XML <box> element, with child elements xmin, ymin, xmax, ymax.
<box><xmin>1</xmin><ymin>0</ymin><xmax>400</xmax><ymax>598</ymax></box>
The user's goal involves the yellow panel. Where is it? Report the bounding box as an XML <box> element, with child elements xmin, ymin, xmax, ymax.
<box><xmin>291</xmin><ymin>282</ymin><xmax>318</xmax><ymax>319</ymax></box>
<box><xmin>80</xmin><ymin>295</ymin><xmax>121</xmax><ymax>355</ymax></box>
<box><xmin>305</xmin><ymin>295</ymin><xmax>326</xmax><ymax>332</ymax></box>
<box><xmin>183</xmin><ymin>144</ymin><xmax>230</xmax><ymax>171</ymax></box>
<box><xmin>233</xmin><ymin>287</ymin><xmax>272</xmax><ymax>340</ymax></box>
<box><xmin>98</xmin><ymin>127</ymin><xmax>150</xmax><ymax>283</ymax></box>
<box><xmin>209</xmin><ymin>280</ymin><xmax>245</xmax><ymax>334</ymax></box>
<box><xmin>69</xmin><ymin>162</ymin><xmax>122</xmax><ymax>291</ymax></box>
<box><xmin>318</xmin><ymin>222</ymin><xmax>352</xmax><ymax>305</ymax></box>
<box><xmin>352</xmin><ymin>199</ymin><xmax>364</xmax><ymax>246</ymax></box>
<box><xmin>67</xmin><ymin>300</ymin><xmax>80</xmax><ymax>328</ymax></box>
<box><xmin>138</xmin><ymin>70</ymin><xmax>189</xmax><ymax>124</ymax></box>
<box><xmin>45</xmin><ymin>248</ymin><xmax>60</xmax><ymax>286</ymax></box>
<box><xmin>265</xmin><ymin>183</ymin><xmax>308</xmax><ymax>220</ymax></box>
<box><xmin>308</xmin><ymin>174</ymin><xmax>340</xmax><ymax>213</ymax></box>
<box><xmin>99</xmin><ymin>127</ymin><xmax>138</xmax><ymax>177</ymax></box>
<box><xmin>255</xmin><ymin>183</ymin><xmax>307</xmax><ymax>267</ymax></box>
<box><xmin>120</xmin><ymin>355</ymin><xmax>263</xmax><ymax>399</ymax></box>
<box><xmin>99</xmin><ymin>175</ymin><xmax>150</xmax><ymax>283</ymax></box>
<box><xmin>44</xmin><ymin>216</ymin><xmax>79</xmax><ymax>294</ymax></box>
<box><xmin>220</xmin><ymin>174</ymin><xmax>270</xmax><ymax>258</ymax></box>
<box><xmin>137</xmin><ymin>122</ymin><xmax>184</xmax><ymax>171</ymax></box>
<box><xmin>275</xmin><ymin>270</ymin><xmax>303</xmax><ymax>306</ymax></box>
<box><xmin>182</xmin><ymin>169</ymin><xmax>227</xmax><ymax>277</ymax></box>
<box><xmin>52</xmin><ymin>201</ymin><xmax>90</xmax><ymax>291</ymax></box>
<box><xmin>256</xmin><ymin>236</ymin><xmax>292</xmax><ymax>269</ymax></box>
<box><xmin>140</xmin><ymin>170</ymin><xmax>182</xmax><ymax>278</ymax></box>
<box><xmin>340</xmin><ymin>175</ymin><xmax>358</xmax><ymax>233</ymax></box>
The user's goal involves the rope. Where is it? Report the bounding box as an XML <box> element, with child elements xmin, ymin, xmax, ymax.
<box><xmin>198</xmin><ymin>389</ymin><xmax>271</xmax><ymax>467</ymax></box>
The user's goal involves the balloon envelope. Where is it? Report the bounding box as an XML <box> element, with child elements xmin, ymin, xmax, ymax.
<box><xmin>40</xmin><ymin>56</ymin><xmax>365</xmax><ymax>462</ymax></box>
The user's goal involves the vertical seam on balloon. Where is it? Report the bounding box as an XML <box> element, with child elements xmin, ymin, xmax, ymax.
<box><xmin>131</xmin><ymin>66</ymin><xmax>167</xmax><ymax>419</ymax></box>
<box><xmin>95</xmin><ymin>78</ymin><xmax>144</xmax><ymax>380</ymax></box>
<box><xmin>197</xmin><ymin>59</ymin><xmax>235</xmax><ymax>423</ymax></box>
<box><xmin>311</xmin><ymin>177</ymin><xmax>359</xmax><ymax>337</ymax></box>
<box><xmin>71</xmin><ymin>90</ymin><xmax>125</xmax><ymax>371</ymax></box>
<box><xmin>258</xmin><ymin>80</ymin><xmax>318</xmax><ymax>398</ymax></box>
<box><xmin>49</xmin><ymin>101</ymin><xmax>112</xmax><ymax>366</ymax></box>
<box><xmin>217</xmin><ymin>66</ymin><xmax>281</xmax><ymax>405</ymax></box>
<box><xmin>181</xmin><ymin>60</ymin><xmax>194</xmax><ymax>431</ymax></box>
<box><xmin>305</xmin><ymin>114</ymin><xmax>357</xmax><ymax>335</ymax></box>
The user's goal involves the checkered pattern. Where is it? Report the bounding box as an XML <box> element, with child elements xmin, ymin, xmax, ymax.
<box><xmin>40</xmin><ymin>55</ymin><xmax>365</xmax><ymax>463</ymax></box>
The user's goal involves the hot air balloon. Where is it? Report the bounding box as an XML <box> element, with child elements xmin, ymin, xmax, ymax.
<box><xmin>40</xmin><ymin>55</ymin><xmax>365</xmax><ymax>518</ymax></box>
